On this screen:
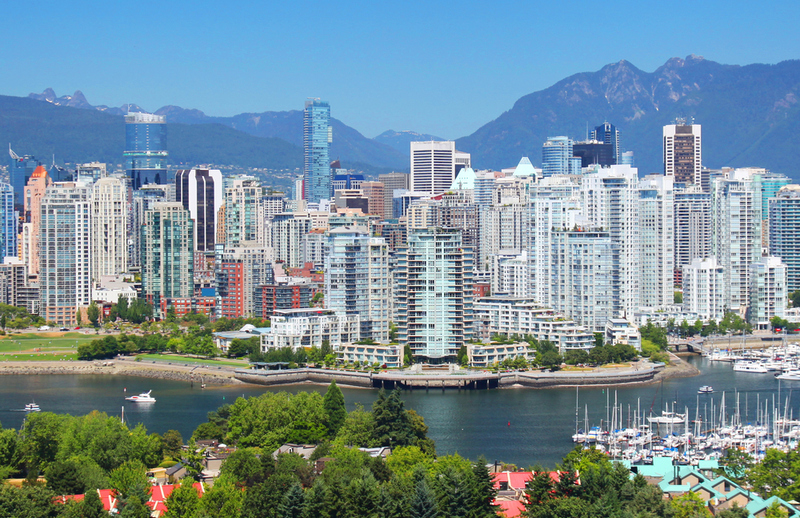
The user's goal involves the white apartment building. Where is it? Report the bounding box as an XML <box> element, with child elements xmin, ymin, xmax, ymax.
<box><xmin>409</xmin><ymin>141</ymin><xmax>471</xmax><ymax>196</ymax></box>
<box><xmin>479</xmin><ymin>204</ymin><xmax>528</xmax><ymax>269</ymax></box>
<box><xmin>712</xmin><ymin>174</ymin><xmax>762</xmax><ymax>312</ymax></box>
<box><xmin>674</xmin><ymin>185</ymin><xmax>712</xmax><ymax>282</ymax></box>
<box><xmin>259</xmin><ymin>309</ymin><xmax>361</xmax><ymax>351</ymax></box>
<box><xmin>91</xmin><ymin>177</ymin><xmax>128</xmax><ymax>282</ymax></box>
<box><xmin>581</xmin><ymin>165</ymin><xmax>640</xmax><ymax>318</ymax></box>
<box><xmin>749</xmin><ymin>256</ymin><xmax>788</xmax><ymax>330</ymax></box>
<box><xmin>270</xmin><ymin>213</ymin><xmax>312</xmax><ymax>268</ymax></box>
<box><xmin>491</xmin><ymin>250</ymin><xmax>528</xmax><ymax>298</ymax></box>
<box><xmin>682</xmin><ymin>257</ymin><xmax>725</xmax><ymax>321</ymax></box>
<box><xmin>473</xmin><ymin>296</ymin><xmax>595</xmax><ymax>352</ymax></box>
<box><xmin>224</xmin><ymin>176</ymin><xmax>263</xmax><ymax>248</ymax></box>
<box><xmin>638</xmin><ymin>174</ymin><xmax>674</xmax><ymax>307</ymax></box>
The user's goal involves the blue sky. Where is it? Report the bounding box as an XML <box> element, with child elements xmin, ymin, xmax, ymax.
<box><xmin>5</xmin><ymin>0</ymin><xmax>798</xmax><ymax>139</ymax></box>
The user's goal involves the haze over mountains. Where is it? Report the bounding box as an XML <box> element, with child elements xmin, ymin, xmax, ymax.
<box><xmin>12</xmin><ymin>55</ymin><xmax>800</xmax><ymax>179</ymax></box>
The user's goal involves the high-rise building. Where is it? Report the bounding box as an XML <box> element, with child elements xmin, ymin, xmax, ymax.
<box><xmin>378</xmin><ymin>172</ymin><xmax>409</xmax><ymax>219</ymax></box>
<box><xmin>682</xmin><ymin>257</ymin><xmax>725</xmax><ymax>321</ymax></box>
<box><xmin>125</xmin><ymin>112</ymin><xmax>168</xmax><ymax>189</ymax></box>
<box><xmin>394</xmin><ymin>228</ymin><xmax>473</xmax><ymax>361</ymax></box>
<box><xmin>542</xmin><ymin>136</ymin><xmax>574</xmax><ymax>177</ymax></box>
<box><xmin>223</xmin><ymin>176</ymin><xmax>263</xmax><ymax>248</ymax></box>
<box><xmin>712</xmin><ymin>173</ymin><xmax>762</xmax><ymax>312</ymax></box>
<box><xmin>21</xmin><ymin>166</ymin><xmax>51</xmax><ymax>277</ymax></box>
<box><xmin>215</xmin><ymin>246</ymin><xmax>273</xmax><ymax>318</ymax></box>
<box><xmin>663</xmin><ymin>120</ymin><xmax>701</xmax><ymax>185</ymax></box>
<box><xmin>359</xmin><ymin>181</ymin><xmax>385</xmax><ymax>217</ymax></box>
<box><xmin>8</xmin><ymin>146</ymin><xmax>38</xmax><ymax>207</ymax></box>
<box><xmin>303</xmin><ymin>99</ymin><xmax>332</xmax><ymax>203</ymax></box>
<box><xmin>91</xmin><ymin>177</ymin><xmax>128</xmax><ymax>281</ymax></box>
<box><xmin>0</xmin><ymin>258</ymin><xmax>27</xmax><ymax>308</ymax></box>
<box><xmin>674</xmin><ymin>185</ymin><xmax>712</xmax><ymax>285</ymax></box>
<box><xmin>769</xmin><ymin>186</ymin><xmax>800</xmax><ymax>293</ymax></box>
<box><xmin>572</xmin><ymin>140</ymin><xmax>614</xmax><ymax>167</ymax></box>
<box><xmin>141</xmin><ymin>202</ymin><xmax>194</xmax><ymax>315</ymax></box>
<box><xmin>129</xmin><ymin>185</ymin><xmax>171</xmax><ymax>269</ymax></box>
<box><xmin>749</xmin><ymin>256</ymin><xmax>788</xmax><ymax>329</ymax></box>
<box><xmin>410</xmin><ymin>141</ymin><xmax>470</xmax><ymax>196</ymax></box>
<box><xmin>324</xmin><ymin>227</ymin><xmax>391</xmax><ymax>342</ymax></box>
<box><xmin>271</xmin><ymin>213</ymin><xmax>312</xmax><ymax>268</ymax></box>
<box><xmin>591</xmin><ymin>122</ymin><xmax>620</xmax><ymax>164</ymax></box>
<box><xmin>39</xmin><ymin>181</ymin><xmax>93</xmax><ymax>325</ymax></box>
<box><xmin>0</xmin><ymin>183</ymin><xmax>16</xmax><ymax>260</ymax></box>
<box><xmin>581</xmin><ymin>165</ymin><xmax>641</xmax><ymax>318</ymax></box>
<box><xmin>638</xmin><ymin>174</ymin><xmax>674</xmax><ymax>307</ymax></box>
<box><xmin>175</xmin><ymin>168</ymin><xmax>224</xmax><ymax>252</ymax></box>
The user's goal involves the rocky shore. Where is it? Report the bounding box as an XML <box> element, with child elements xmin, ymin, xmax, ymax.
<box><xmin>0</xmin><ymin>360</ymin><xmax>241</xmax><ymax>385</ymax></box>
<box><xmin>651</xmin><ymin>352</ymin><xmax>701</xmax><ymax>382</ymax></box>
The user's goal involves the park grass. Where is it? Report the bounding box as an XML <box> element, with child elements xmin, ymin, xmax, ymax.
<box><xmin>0</xmin><ymin>333</ymin><xmax>96</xmax><ymax>353</ymax></box>
<box><xmin>0</xmin><ymin>352</ymin><xmax>78</xmax><ymax>361</ymax></box>
<box><xmin>135</xmin><ymin>353</ymin><xmax>247</xmax><ymax>368</ymax></box>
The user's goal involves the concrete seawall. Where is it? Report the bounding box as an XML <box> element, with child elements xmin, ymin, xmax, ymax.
<box><xmin>0</xmin><ymin>361</ymin><xmax>240</xmax><ymax>385</ymax></box>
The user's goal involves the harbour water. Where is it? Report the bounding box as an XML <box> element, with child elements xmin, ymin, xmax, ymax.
<box><xmin>1</xmin><ymin>355</ymin><xmax>798</xmax><ymax>467</ymax></box>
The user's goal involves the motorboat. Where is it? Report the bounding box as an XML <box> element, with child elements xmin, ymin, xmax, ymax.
<box><xmin>733</xmin><ymin>361</ymin><xmax>768</xmax><ymax>373</ymax></box>
<box><xmin>125</xmin><ymin>390</ymin><xmax>156</xmax><ymax>403</ymax></box>
<box><xmin>24</xmin><ymin>403</ymin><xmax>40</xmax><ymax>412</ymax></box>
<box><xmin>698</xmin><ymin>386</ymin><xmax>713</xmax><ymax>394</ymax></box>
<box><xmin>776</xmin><ymin>370</ymin><xmax>800</xmax><ymax>381</ymax></box>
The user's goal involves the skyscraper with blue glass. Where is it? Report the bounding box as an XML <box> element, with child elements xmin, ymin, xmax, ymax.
<box><xmin>0</xmin><ymin>183</ymin><xmax>17</xmax><ymax>259</ymax></box>
<box><xmin>303</xmin><ymin>99</ymin><xmax>332</xmax><ymax>203</ymax></box>
<box><xmin>125</xmin><ymin>112</ymin><xmax>168</xmax><ymax>189</ymax></box>
<box><xmin>8</xmin><ymin>146</ymin><xmax>38</xmax><ymax>207</ymax></box>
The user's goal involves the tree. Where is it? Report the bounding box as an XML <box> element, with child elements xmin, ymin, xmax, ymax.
<box><xmin>221</xmin><ymin>448</ymin><xmax>263</xmax><ymax>487</ymax></box>
<box><xmin>279</xmin><ymin>483</ymin><xmax>306</xmax><ymax>518</ymax></box>
<box><xmin>161</xmin><ymin>430</ymin><xmax>183</xmax><ymax>459</ymax></box>
<box><xmin>409</xmin><ymin>477</ymin><xmax>438</xmax><ymax>518</ymax></box>
<box><xmin>80</xmin><ymin>489</ymin><xmax>108</xmax><ymax>518</ymax></box>
<box><xmin>372</xmin><ymin>388</ymin><xmax>415</xmax><ymax>447</ymax></box>
<box><xmin>44</xmin><ymin>459</ymin><xmax>84</xmax><ymax>495</ymax></box>
<box><xmin>87</xmin><ymin>301</ymin><xmax>100</xmax><ymax>327</ymax></box>
<box><xmin>674</xmin><ymin>291</ymin><xmax>683</xmax><ymax>303</ymax></box>
<box><xmin>164</xmin><ymin>477</ymin><xmax>200</xmax><ymax>518</ymax></box>
<box><xmin>469</xmin><ymin>456</ymin><xmax>498</xmax><ymax>518</ymax></box>
<box><xmin>564</xmin><ymin>349</ymin><xmax>589</xmax><ymax>365</ymax></box>
<box><xmin>593</xmin><ymin>332</ymin><xmax>604</xmax><ymax>348</ymax></box>
<box><xmin>117</xmin><ymin>295</ymin><xmax>130</xmax><ymax>321</ymax></box>
<box><xmin>335</xmin><ymin>404</ymin><xmax>376</xmax><ymax>447</ymax></box>
<box><xmin>539</xmin><ymin>351</ymin><xmax>562</xmax><ymax>370</ymax></box>
<box><xmin>109</xmin><ymin>460</ymin><xmax>149</xmax><ymax>500</ymax></box>
<box><xmin>75</xmin><ymin>310</ymin><xmax>82</xmax><ymax>327</ymax></box>
<box><xmin>323</xmin><ymin>380</ymin><xmax>347</xmax><ymax>437</ymax></box>
<box><xmin>119</xmin><ymin>494</ymin><xmax>151</xmax><ymax>518</ymax></box>
<box><xmin>790</xmin><ymin>291</ymin><xmax>800</xmax><ymax>308</ymax></box>
<box><xmin>717</xmin><ymin>448</ymin><xmax>753</xmax><ymax>485</ymax></box>
<box><xmin>670</xmin><ymin>491</ymin><xmax>712</xmax><ymax>518</ymax></box>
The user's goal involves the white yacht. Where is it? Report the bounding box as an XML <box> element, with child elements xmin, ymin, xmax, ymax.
<box><xmin>733</xmin><ymin>361</ymin><xmax>768</xmax><ymax>373</ymax></box>
<box><xmin>776</xmin><ymin>370</ymin><xmax>800</xmax><ymax>381</ymax></box>
<box><xmin>24</xmin><ymin>403</ymin><xmax>41</xmax><ymax>412</ymax></box>
<box><xmin>698</xmin><ymin>386</ymin><xmax>713</xmax><ymax>394</ymax></box>
<box><xmin>125</xmin><ymin>390</ymin><xmax>156</xmax><ymax>403</ymax></box>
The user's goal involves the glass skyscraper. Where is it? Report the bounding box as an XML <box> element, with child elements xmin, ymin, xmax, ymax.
<box><xmin>0</xmin><ymin>183</ymin><xmax>17</xmax><ymax>259</ymax></box>
<box><xmin>125</xmin><ymin>112</ymin><xmax>168</xmax><ymax>189</ymax></box>
<box><xmin>8</xmin><ymin>147</ymin><xmax>38</xmax><ymax>207</ymax></box>
<box><xmin>303</xmin><ymin>99</ymin><xmax>331</xmax><ymax>203</ymax></box>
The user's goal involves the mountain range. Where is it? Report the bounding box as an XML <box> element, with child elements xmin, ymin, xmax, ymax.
<box><xmin>13</xmin><ymin>55</ymin><xmax>800</xmax><ymax>180</ymax></box>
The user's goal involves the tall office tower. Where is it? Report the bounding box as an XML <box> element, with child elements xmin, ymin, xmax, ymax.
<box><xmin>303</xmin><ymin>99</ymin><xmax>332</xmax><ymax>203</ymax></box>
<box><xmin>39</xmin><ymin>181</ymin><xmax>93</xmax><ymax>325</ymax></box>
<box><xmin>215</xmin><ymin>246</ymin><xmax>272</xmax><ymax>318</ymax></box>
<box><xmin>271</xmin><ymin>213</ymin><xmax>312</xmax><ymax>268</ymax></box>
<box><xmin>581</xmin><ymin>165</ymin><xmax>640</xmax><ymax>318</ymax></box>
<box><xmin>410</xmin><ymin>141</ymin><xmax>470</xmax><ymax>196</ymax></box>
<box><xmin>21</xmin><ymin>166</ymin><xmax>51</xmax><ymax>276</ymax></box>
<box><xmin>378</xmin><ymin>172</ymin><xmax>408</xmax><ymax>220</ymax></box>
<box><xmin>359</xmin><ymin>181</ymin><xmax>385</xmax><ymax>217</ymax></box>
<box><xmin>526</xmin><ymin>176</ymin><xmax>583</xmax><ymax>305</ymax></box>
<box><xmin>8</xmin><ymin>146</ymin><xmax>38</xmax><ymax>207</ymax></box>
<box><xmin>572</xmin><ymin>140</ymin><xmax>614</xmax><ymax>167</ymax></box>
<box><xmin>91</xmin><ymin>177</ymin><xmax>127</xmax><ymax>281</ymax></box>
<box><xmin>769</xmin><ymin>186</ymin><xmax>800</xmax><ymax>293</ymax></box>
<box><xmin>224</xmin><ymin>176</ymin><xmax>263</xmax><ymax>248</ymax></box>
<box><xmin>479</xmin><ymin>205</ymin><xmax>527</xmax><ymax>269</ymax></box>
<box><xmin>663</xmin><ymin>119</ymin><xmax>701</xmax><ymax>185</ymax></box>
<box><xmin>542</xmin><ymin>136</ymin><xmax>574</xmax><ymax>177</ymax></box>
<box><xmin>125</xmin><ymin>112</ymin><xmax>168</xmax><ymax>190</ymax></box>
<box><xmin>175</xmin><ymin>168</ymin><xmax>224</xmax><ymax>252</ymax></box>
<box><xmin>749</xmin><ymin>256</ymin><xmax>788</xmax><ymax>329</ymax></box>
<box><xmin>141</xmin><ymin>202</ymin><xmax>194</xmax><ymax>314</ymax></box>
<box><xmin>550</xmin><ymin>229</ymin><xmax>612</xmax><ymax>331</ymax></box>
<box><xmin>129</xmin><ymin>185</ymin><xmax>170</xmax><ymax>268</ymax></box>
<box><xmin>638</xmin><ymin>174</ymin><xmax>675</xmax><ymax>307</ymax></box>
<box><xmin>394</xmin><ymin>228</ymin><xmax>473</xmax><ymax>361</ymax></box>
<box><xmin>682</xmin><ymin>257</ymin><xmax>725</xmax><ymax>321</ymax></box>
<box><xmin>674</xmin><ymin>185</ymin><xmax>712</xmax><ymax>285</ymax></box>
<box><xmin>591</xmin><ymin>122</ymin><xmax>620</xmax><ymax>164</ymax></box>
<box><xmin>0</xmin><ymin>183</ymin><xmax>17</xmax><ymax>260</ymax></box>
<box><xmin>324</xmin><ymin>227</ymin><xmax>391</xmax><ymax>342</ymax></box>
<box><xmin>712</xmin><ymin>173</ymin><xmax>762</xmax><ymax>312</ymax></box>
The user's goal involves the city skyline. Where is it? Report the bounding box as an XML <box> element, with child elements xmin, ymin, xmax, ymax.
<box><xmin>3</xmin><ymin>0</ymin><xmax>797</xmax><ymax>139</ymax></box>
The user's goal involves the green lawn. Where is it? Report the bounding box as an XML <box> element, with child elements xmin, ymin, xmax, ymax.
<box><xmin>135</xmin><ymin>353</ymin><xmax>248</xmax><ymax>368</ymax></box>
<box><xmin>0</xmin><ymin>332</ymin><xmax>96</xmax><ymax>353</ymax></box>
<box><xmin>0</xmin><ymin>352</ymin><xmax>78</xmax><ymax>361</ymax></box>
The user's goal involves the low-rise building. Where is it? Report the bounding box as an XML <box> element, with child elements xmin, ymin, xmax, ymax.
<box><xmin>259</xmin><ymin>309</ymin><xmax>360</xmax><ymax>351</ymax></box>
<box><xmin>604</xmin><ymin>319</ymin><xmax>641</xmax><ymax>350</ymax></box>
<box><xmin>338</xmin><ymin>343</ymin><xmax>402</xmax><ymax>368</ymax></box>
<box><xmin>466</xmin><ymin>342</ymin><xmax>532</xmax><ymax>367</ymax></box>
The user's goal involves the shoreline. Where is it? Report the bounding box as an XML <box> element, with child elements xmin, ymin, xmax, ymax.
<box><xmin>0</xmin><ymin>354</ymin><xmax>700</xmax><ymax>389</ymax></box>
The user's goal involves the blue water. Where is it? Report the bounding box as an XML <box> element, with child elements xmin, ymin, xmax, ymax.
<box><xmin>1</xmin><ymin>356</ymin><xmax>797</xmax><ymax>467</ymax></box>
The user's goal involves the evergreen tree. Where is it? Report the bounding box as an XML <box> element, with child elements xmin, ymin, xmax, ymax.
<box><xmin>345</xmin><ymin>470</ymin><xmax>380</xmax><ymax>518</ymax></box>
<box><xmin>119</xmin><ymin>494</ymin><xmax>151</xmax><ymax>518</ymax></box>
<box><xmin>82</xmin><ymin>489</ymin><xmax>108</xmax><ymax>518</ymax></box>
<box><xmin>524</xmin><ymin>467</ymin><xmax>553</xmax><ymax>507</ymax></box>
<box><xmin>164</xmin><ymin>478</ymin><xmax>200</xmax><ymax>518</ymax></box>
<box><xmin>553</xmin><ymin>465</ymin><xmax>579</xmax><ymax>498</ymax></box>
<box><xmin>117</xmin><ymin>295</ymin><xmax>129</xmax><ymax>321</ymax></box>
<box><xmin>279</xmin><ymin>483</ymin><xmax>306</xmax><ymax>518</ymax></box>
<box><xmin>469</xmin><ymin>456</ymin><xmax>498</xmax><ymax>518</ymax></box>
<box><xmin>45</xmin><ymin>459</ymin><xmax>84</xmax><ymax>495</ymax></box>
<box><xmin>372</xmin><ymin>388</ymin><xmax>414</xmax><ymax>447</ymax></box>
<box><xmin>409</xmin><ymin>478</ymin><xmax>438</xmax><ymax>518</ymax></box>
<box><xmin>323</xmin><ymin>380</ymin><xmax>347</xmax><ymax>437</ymax></box>
<box><xmin>86</xmin><ymin>301</ymin><xmax>100</xmax><ymax>327</ymax></box>
<box><xmin>301</xmin><ymin>479</ymin><xmax>329</xmax><ymax>518</ymax></box>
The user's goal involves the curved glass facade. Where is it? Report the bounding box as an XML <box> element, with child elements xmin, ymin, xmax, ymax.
<box><xmin>125</xmin><ymin>113</ymin><xmax>168</xmax><ymax>189</ymax></box>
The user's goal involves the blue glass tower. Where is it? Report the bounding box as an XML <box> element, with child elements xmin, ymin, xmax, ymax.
<box><xmin>8</xmin><ymin>147</ymin><xmax>38</xmax><ymax>207</ymax></box>
<box><xmin>542</xmin><ymin>136</ymin><xmax>573</xmax><ymax>177</ymax></box>
<box><xmin>125</xmin><ymin>112</ymin><xmax>168</xmax><ymax>189</ymax></box>
<box><xmin>591</xmin><ymin>122</ymin><xmax>620</xmax><ymax>164</ymax></box>
<box><xmin>0</xmin><ymin>183</ymin><xmax>16</xmax><ymax>259</ymax></box>
<box><xmin>303</xmin><ymin>99</ymin><xmax>331</xmax><ymax>203</ymax></box>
